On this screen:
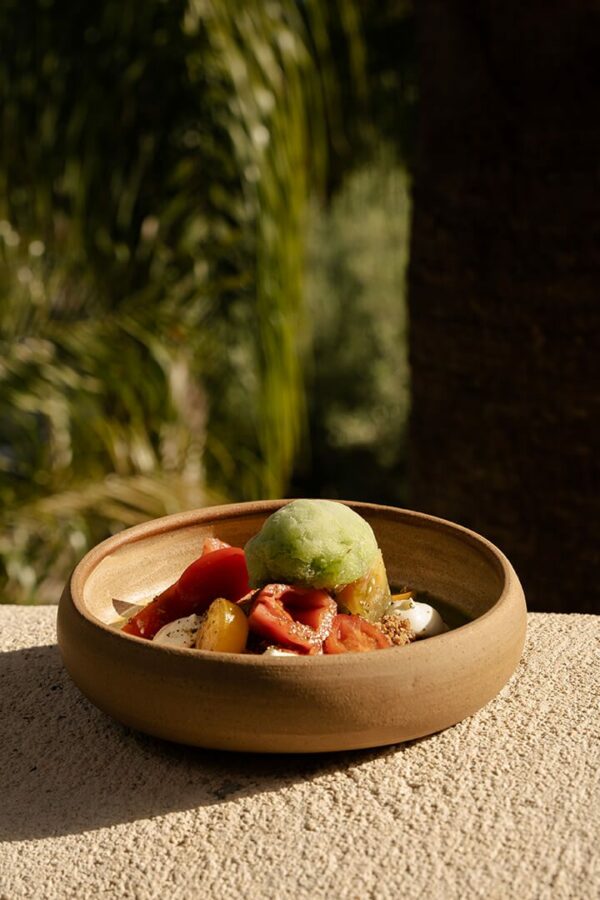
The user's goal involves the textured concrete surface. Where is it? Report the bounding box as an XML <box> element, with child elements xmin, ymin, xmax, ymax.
<box><xmin>0</xmin><ymin>607</ymin><xmax>598</xmax><ymax>900</ymax></box>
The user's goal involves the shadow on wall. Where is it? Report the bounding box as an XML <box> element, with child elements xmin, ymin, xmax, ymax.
<box><xmin>0</xmin><ymin>644</ymin><xmax>413</xmax><ymax>841</ymax></box>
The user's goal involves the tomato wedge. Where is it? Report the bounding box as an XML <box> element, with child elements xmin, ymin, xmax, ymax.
<box><xmin>323</xmin><ymin>614</ymin><xmax>392</xmax><ymax>654</ymax></box>
<box><xmin>122</xmin><ymin>547</ymin><xmax>249</xmax><ymax>639</ymax></box>
<box><xmin>248</xmin><ymin>584</ymin><xmax>336</xmax><ymax>655</ymax></box>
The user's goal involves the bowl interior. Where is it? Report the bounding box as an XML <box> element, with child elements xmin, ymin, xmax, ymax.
<box><xmin>80</xmin><ymin>504</ymin><xmax>506</xmax><ymax>630</ymax></box>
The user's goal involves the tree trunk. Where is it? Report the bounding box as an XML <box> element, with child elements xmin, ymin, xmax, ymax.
<box><xmin>408</xmin><ymin>2</ymin><xmax>600</xmax><ymax>612</ymax></box>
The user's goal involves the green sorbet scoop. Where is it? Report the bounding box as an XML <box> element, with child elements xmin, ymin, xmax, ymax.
<box><xmin>245</xmin><ymin>499</ymin><xmax>379</xmax><ymax>590</ymax></box>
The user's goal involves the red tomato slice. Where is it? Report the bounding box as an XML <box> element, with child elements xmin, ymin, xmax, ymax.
<box><xmin>248</xmin><ymin>584</ymin><xmax>336</xmax><ymax>655</ymax></box>
<box><xmin>123</xmin><ymin>547</ymin><xmax>249</xmax><ymax>639</ymax></box>
<box><xmin>323</xmin><ymin>614</ymin><xmax>392</xmax><ymax>654</ymax></box>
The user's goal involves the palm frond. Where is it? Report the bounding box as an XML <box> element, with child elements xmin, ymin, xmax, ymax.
<box><xmin>0</xmin><ymin>0</ymin><xmax>366</xmax><ymax>602</ymax></box>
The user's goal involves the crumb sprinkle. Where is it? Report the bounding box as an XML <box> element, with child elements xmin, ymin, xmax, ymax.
<box><xmin>379</xmin><ymin>615</ymin><xmax>415</xmax><ymax>647</ymax></box>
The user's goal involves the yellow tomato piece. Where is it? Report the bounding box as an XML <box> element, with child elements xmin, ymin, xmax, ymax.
<box><xmin>336</xmin><ymin>550</ymin><xmax>391</xmax><ymax>622</ymax></box>
<box><xmin>195</xmin><ymin>598</ymin><xmax>249</xmax><ymax>653</ymax></box>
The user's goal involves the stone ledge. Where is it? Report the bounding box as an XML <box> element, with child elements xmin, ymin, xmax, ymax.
<box><xmin>0</xmin><ymin>607</ymin><xmax>598</xmax><ymax>899</ymax></box>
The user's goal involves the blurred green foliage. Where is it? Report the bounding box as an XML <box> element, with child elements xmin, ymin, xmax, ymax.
<box><xmin>295</xmin><ymin>154</ymin><xmax>411</xmax><ymax>504</ymax></box>
<box><xmin>0</xmin><ymin>0</ymin><xmax>415</xmax><ymax>602</ymax></box>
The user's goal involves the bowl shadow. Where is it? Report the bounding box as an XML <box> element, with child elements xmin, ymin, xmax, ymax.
<box><xmin>0</xmin><ymin>643</ymin><xmax>419</xmax><ymax>841</ymax></box>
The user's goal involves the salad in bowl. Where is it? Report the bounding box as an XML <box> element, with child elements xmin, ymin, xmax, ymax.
<box><xmin>119</xmin><ymin>499</ymin><xmax>449</xmax><ymax>656</ymax></box>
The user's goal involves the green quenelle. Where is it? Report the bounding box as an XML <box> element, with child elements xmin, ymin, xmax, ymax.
<box><xmin>245</xmin><ymin>499</ymin><xmax>380</xmax><ymax>591</ymax></box>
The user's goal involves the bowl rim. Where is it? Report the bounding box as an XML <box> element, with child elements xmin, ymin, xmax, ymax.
<box><xmin>66</xmin><ymin>499</ymin><xmax>523</xmax><ymax>666</ymax></box>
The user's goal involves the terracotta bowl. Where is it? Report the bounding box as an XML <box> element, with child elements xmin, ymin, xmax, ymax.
<box><xmin>57</xmin><ymin>501</ymin><xmax>526</xmax><ymax>753</ymax></box>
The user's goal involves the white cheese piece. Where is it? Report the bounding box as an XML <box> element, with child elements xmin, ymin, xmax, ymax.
<box><xmin>388</xmin><ymin>599</ymin><xmax>449</xmax><ymax>638</ymax></box>
<box><xmin>153</xmin><ymin>614</ymin><xmax>203</xmax><ymax>648</ymax></box>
